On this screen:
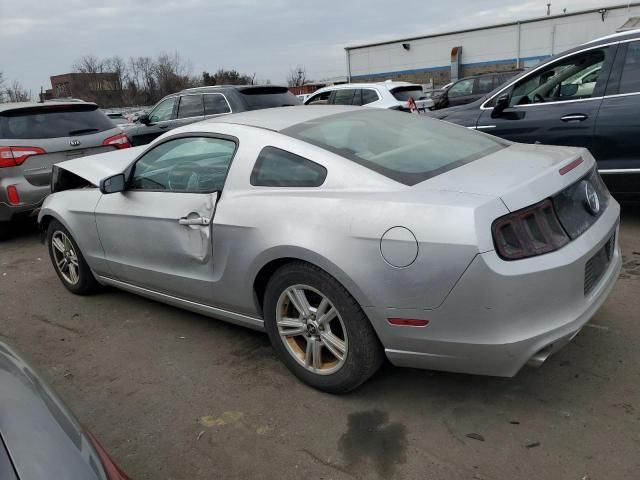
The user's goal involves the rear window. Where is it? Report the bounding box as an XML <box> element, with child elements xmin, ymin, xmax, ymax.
<box><xmin>0</xmin><ymin>105</ymin><xmax>114</xmax><ymax>139</ymax></box>
<box><xmin>238</xmin><ymin>87</ymin><xmax>301</xmax><ymax>110</ymax></box>
<box><xmin>390</xmin><ymin>86</ymin><xmax>427</xmax><ymax>101</ymax></box>
<box><xmin>282</xmin><ymin>109</ymin><xmax>505</xmax><ymax>186</ymax></box>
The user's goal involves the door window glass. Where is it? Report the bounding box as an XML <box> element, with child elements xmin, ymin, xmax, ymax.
<box><xmin>448</xmin><ymin>79</ymin><xmax>474</xmax><ymax>98</ymax></box>
<box><xmin>361</xmin><ymin>89</ymin><xmax>380</xmax><ymax>105</ymax></box>
<box><xmin>619</xmin><ymin>41</ymin><xmax>640</xmax><ymax>94</ymax></box>
<box><xmin>131</xmin><ymin>137</ymin><xmax>236</xmax><ymax>192</ymax></box>
<box><xmin>477</xmin><ymin>77</ymin><xmax>494</xmax><ymax>94</ymax></box>
<box><xmin>508</xmin><ymin>50</ymin><xmax>605</xmax><ymax>106</ymax></box>
<box><xmin>333</xmin><ymin>89</ymin><xmax>356</xmax><ymax>105</ymax></box>
<box><xmin>250</xmin><ymin>147</ymin><xmax>326</xmax><ymax>187</ymax></box>
<box><xmin>177</xmin><ymin>95</ymin><xmax>204</xmax><ymax>119</ymax></box>
<box><xmin>204</xmin><ymin>94</ymin><xmax>231</xmax><ymax>115</ymax></box>
<box><xmin>306</xmin><ymin>91</ymin><xmax>331</xmax><ymax>105</ymax></box>
<box><xmin>149</xmin><ymin>97</ymin><xmax>177</xmax><ymax>123</ymax></box>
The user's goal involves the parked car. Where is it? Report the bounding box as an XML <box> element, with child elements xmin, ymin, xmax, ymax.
<box><xmin>0</xmin><ymin>341</ymin><xmax>130</xmax><ymax>479</ymax></box>
<box><xmin>123</xmin><ymin>85</ymin><xmax>301</xmax><ymax>146</ymax></box>
<box><xmin>296</xmin><ymin>93</ymin><xmax>312</xmax><ymax>103</ymax></box>
<box><xmin>104</xmin><ymin>111</ymin><xmax>129</xmax><ymax>127</ymax></box>
<box><xmin>431</xmin><ymin>70</ymin><xmax>523</xmax><ymax>110</ymax></box>
<box><xmin>427</xmin><ymin>28</ymin><xmax>640</xmax><ymax>199</ymax></box>
<box><xmin>39</xmin><ymin>106</ymin><xmax>620</xmax><ymax>393</ymax></box>
<box><xmin>0</xmin><ymin>101</ymin><xmax>130</xmax><ymax>240</ymax></box>
<box><xmin>303</xmin><ymin>81</ymin><xmax>434</xmax><ymax>111</ymax></box>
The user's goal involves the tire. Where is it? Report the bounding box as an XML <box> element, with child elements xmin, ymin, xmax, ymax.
<box><xmin>47</xmin><ymin>219</ymin><xmax>99</xmax><ymax>295</ymax></box>
<box><xmin>263</xmin><ymin>261</ymin><xmax>384</xmax><ymax>393</ymax></box>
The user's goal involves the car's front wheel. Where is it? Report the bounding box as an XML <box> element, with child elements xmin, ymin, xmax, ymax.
<box><xmin>264</xmin><ymin>262</ymin><xmax>383</xmax><ymax>393</ymax></box>
<box><xmin>47</xmin><ymin>220</ymin><xmax>99</xmax><ymax>295</ymax></box>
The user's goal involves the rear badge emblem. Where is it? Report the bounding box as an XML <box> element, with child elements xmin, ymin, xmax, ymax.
<box><xmin>69</xmin><ymin>139</ymin><xmax>81</xmax><ymax>147</ymax></box>
<box><xmin>584</xmin><ymin>181</ymin><xmax>600</xmax><ymax>215</ymax></box>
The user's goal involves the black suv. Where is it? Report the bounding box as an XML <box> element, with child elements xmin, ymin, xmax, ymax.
<box><xmin>428</xmin><ymin>29</ymin><xmax>640</xmax><ymax>199</ymax></box>
<box><xmin>432</xmin><ymin>70</ymin><xmax>523</xmax><ymax>110</ymax></box>
<box><xmin>124</xmin><ymin>85</ymin><xmax>300</xmax><ymax>146</ymax></box>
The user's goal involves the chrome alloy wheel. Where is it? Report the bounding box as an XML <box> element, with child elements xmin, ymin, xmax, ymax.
<box><xmin>51</xmin><ymin>231</ymin><xmax>80</xmax><ymax>285</ymax></box>
<box><xmin>276</xmin><ymin>284</ymin><xmax>348</xmax><ymax>375</ymax></box>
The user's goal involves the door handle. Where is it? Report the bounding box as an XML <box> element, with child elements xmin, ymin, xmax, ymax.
<box><xmin>178</xmin><ymin>216</ymin><xmax>210</xmax><ymax>226</ymax></box>
<box><xmin>158</xmin><ymin>124</ymin><xmax>169</xmax><ymax>129</ymax></box>
<box><xmin>561</xmin><ymin>114</ymin><xmax>588</xmax><ymax>122</ymax></box>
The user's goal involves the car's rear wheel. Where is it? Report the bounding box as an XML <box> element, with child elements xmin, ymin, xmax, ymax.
<box><xmin>263</xmin><ymin>261</ymin><xmax>383</xmax><ymax>393</ymax></box>
<box><xmin>47</xmin><ymin>220</ymin><xmax>99</xmax><ymax>295</ymax></box>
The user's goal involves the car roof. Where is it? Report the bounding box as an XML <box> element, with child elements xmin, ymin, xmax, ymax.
<box><xmin>584</xmin><ymin>27</ymin><xmax>640</xmax><ymax>45</ymax></box>
<box><xmin>0</xmin><ymin>100</ymin><xmax>97</xmax><ymax>114</ymax></box>
<box><xmin>178</xmin><ymin>85</ymin><xmax>290</xmax><ymax>94</ymax></box>
<box><xmin>315</xmin><ymin>81</ymin><xmax>420</xmax><ymax>92</ymax></box>
<box><xmin>204</xmin><ymin>105</ymin><xmax>359</xmax><ymax>132</ymax></box>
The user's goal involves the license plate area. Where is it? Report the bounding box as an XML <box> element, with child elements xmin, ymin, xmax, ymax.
<box><xmin>584</xmin><ymin>232</ymin><xmax>615</xmax><ymax>295</ymax></box>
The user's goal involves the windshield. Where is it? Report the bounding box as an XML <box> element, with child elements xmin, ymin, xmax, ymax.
<box><xmin>239</xmin><ymin>87</ymin><xmax>301</xmax><ymax>110</ymax></box>
<box><xmin>283</xmin><ymin>109</ymin><xmax>505</xmax><ymax>186</ymax></box>
<box><xmin>0</xmin><ymin>105</ymin><xmax>114</xmax><ymax>139</ymax></box>
<box><xmin>390</xmin><ymin>86</ymin><xmax>427</xmax><ymax>101</ymax></box>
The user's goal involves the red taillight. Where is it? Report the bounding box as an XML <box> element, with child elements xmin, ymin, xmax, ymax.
<box><xmin>387</xmin><ymin>318</ymin><xmax>430</xmax><ymax>327</ymax></box>
<box><xmin>492</xmin><ymin>198</ymin><xmax>569</xmax><ymax>260</ymax></box>
<box><xmin>85</xmin><ymin>430</ymin><xmax>130</xmax><ymax>480</ymax></box>
<box><xmin>6</xmin><ymin>185</ymin><xmax>20</xmax><ymax>205</ymax></box>
<box><xmin>0</xmin><ymin>146</ymin><xmax>46</xmax><ymax>168</ymax></box>
<box><xmin>102</xmin><ymin>133</ymin><xmax>131</xmax><ymax>149</ymax></box>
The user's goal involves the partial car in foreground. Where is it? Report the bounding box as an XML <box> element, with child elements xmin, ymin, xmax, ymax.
<box><xmin>427</xmin><ymin>29</ymin><xmax>640</xmax><ymax>199</ymax></box>
<box><xmin>0</xmin><ymin>341</ymin><xmax>129</xmax><ymax>479</ymax></box>
<box><xmin>123</xmin><ymin>85</ymin><xmax>301</xmax><ymax>146</ymax></box>
<box><xmin>304</xmin><ymin>81</ymin><xmax>434</xmax><ymax>111</ymax></box>
<box><xmin>0</xmin><ymin>101</ymin><xmax>130</xmax><ymax>239</ymax></box>
<box><xmin>40</xmin><ymin>106</ymin><xmax>620</xmax><ymax>393</ymax></box>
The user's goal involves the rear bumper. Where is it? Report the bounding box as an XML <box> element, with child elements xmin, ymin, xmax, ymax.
<box><xmin>365</xmin><ymin>199</ymin><xmax>621</xmax><ymax>377</ymax></box>
<box><xmin>0</xmin><ymin>177</ymin><xmax>49</xmax><ymax>222</ymax></box>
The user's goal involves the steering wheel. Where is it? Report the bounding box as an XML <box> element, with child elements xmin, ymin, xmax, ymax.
<box><xmin>533</xmin><ymin>93</ymin><xmax>545</xmax><ymax>104</ymax></box>
<box><xmin>167</xmin><ymin>162</ymin><xmax>201</xmax><ymax>191</ymax></box>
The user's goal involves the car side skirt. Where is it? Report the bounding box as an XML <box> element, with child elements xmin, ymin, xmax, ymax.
<box><xmin>95</xmin><ymin>275</ymin><xmax>265</xmax><ymax>331</ymax></box>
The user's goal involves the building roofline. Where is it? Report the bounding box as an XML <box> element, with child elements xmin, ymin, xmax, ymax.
<box><xmin>345</xmin><ymin>3</ymin><xmax>640</xmax><ymax>51</ymax></box>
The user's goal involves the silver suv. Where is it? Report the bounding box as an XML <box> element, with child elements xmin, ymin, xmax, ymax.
<box><xmin>0</xmin><ymin>101</ymin><xmax>128</xmax><ymax>239</ymax></box>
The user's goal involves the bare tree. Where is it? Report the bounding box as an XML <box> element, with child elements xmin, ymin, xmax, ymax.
<box><xmin>287</xmin><ymin>65</ymin><xmax>308</xmax><ymax>87</ymax></box>
<box><xmin>5</xmin><ymin>80</ymin><xmax>30</xmax><ymax>102</ymax></box>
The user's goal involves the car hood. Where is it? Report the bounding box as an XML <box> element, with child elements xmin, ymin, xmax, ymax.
<box><xmin>55</xmin><ymin>145</ymin><xmax>145</xmax><ymax>186</ymax></box>
<box><xmin>0</xmin><ymin>342</ymin><xmax>105</xmax><ymax>480</ymax></box>
<box><xmin>420</xmin><ymin>142</ymin><xmax>595</xmax><ymax>211</ymax></box>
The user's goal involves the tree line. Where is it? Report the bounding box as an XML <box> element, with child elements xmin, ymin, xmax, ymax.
<box><xmin>0</xmin><ymin>72</ymin><xmax>31</xmax><ymax>103</ymax></box>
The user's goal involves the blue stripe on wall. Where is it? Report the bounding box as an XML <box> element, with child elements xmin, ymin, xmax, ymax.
<box><xmin>350</xmin><ymin>55</ymin><xmax>551</xmax><ymax>79</ymax></box>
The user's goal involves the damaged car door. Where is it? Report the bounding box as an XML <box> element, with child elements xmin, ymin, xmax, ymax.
<box><xmin>94</xmin><ymin>135</ymin><xmax>237</xmax><ymax>303</ymax></box>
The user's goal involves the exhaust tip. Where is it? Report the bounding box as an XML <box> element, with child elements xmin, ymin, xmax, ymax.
<box><xmin>527</xmin><ymin>345</ymin><xmax>554</xmax><ymax>368</ymax></box>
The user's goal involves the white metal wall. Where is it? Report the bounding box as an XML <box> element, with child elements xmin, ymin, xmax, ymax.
<box><xmin>347</xmin><ymin>5</ymin><xmax>640</xmax><ymax>79</ymax></box>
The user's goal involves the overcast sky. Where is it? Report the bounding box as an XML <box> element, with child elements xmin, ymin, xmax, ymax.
<box><xmin>0</xmin><ymin>0</ymin><xmax>621</xmax><ymax>95</ymax></box>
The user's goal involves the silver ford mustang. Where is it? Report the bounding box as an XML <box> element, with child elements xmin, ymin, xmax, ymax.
<box><xmin>39</xmin><ymin>106</ymin><xmax>621</xmax><ymax>393</ymax></box>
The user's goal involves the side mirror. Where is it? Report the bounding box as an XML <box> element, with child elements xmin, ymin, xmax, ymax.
<box><xmin>99</xmin><ymin>173</ymin><xmax>126</xmax><ymax>194</ymax></box>
<box><xmin>491</xmin><ymin>94</ymin><xmax>510</xmax><ymax>118</ymax></box>
<box><xmin>138</xmin><ymin>113</ymin><xmax>150</xmax><ymax>125</ymax></box>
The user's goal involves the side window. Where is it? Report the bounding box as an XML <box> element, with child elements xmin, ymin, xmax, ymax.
<box><xmin>361</xmin><ymin>89</ymin><xmax>380</xmax><ymax>105</ymax></box>
<box><xmin>333</xmin><ymin>89</ymin><xmax>356</xmax><ymax>105</ymax></box>
<box><xmin>619</xmin><ymin>41</ymin><xmax>640</xmax><ymax>94</ymax></box>
<box><xmin>477</xmin><ymin>77</ymin><xmax>494</xmax><ymax>94</ymax></box>
<box><xmin>351</xmin><ymin>89</ymin><xmax>364</xmax><ymax>106</ymax></box>
<box><xmin>130</xmin><ymin>137</ymin><xmax>236</xmax><ymax>192</ymax></box>
<box><xmin>177</xmin><ymin>95</ymin><xmax>204</xmax><ymax>119</ymax></box>
<box><xmin>448</xmin><ymin>79</ymin><xmax>474</xmax><ymax>98</ymax></box>
<box><xmin>250</xmin><ymin>146</ymin><xmax>327</xmax><ymax>187</ymax></box>
<box><xmin>508</xmin><ymin>49</ymin><xmax>605</xmax><ymax>106</ymax></box>
<box><xmin>305</xmin><ymin>91</ymin><xmax>331</xmax><ymax>105</ymax></box>
<box><xmin>204</xmin><ymin>94</ymin><xmax>231</xmax><ymax>115</ymax></box>
<box><xmin>148</xmin><ymin>97</ymin><xmax>177</xmax><ymax>123</ymax></box>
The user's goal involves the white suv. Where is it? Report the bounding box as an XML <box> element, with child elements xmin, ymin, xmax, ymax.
<box><xmin>304</xmin><ymin>81</ymin><xmax>434</xmax><ymax>111</ymax></box>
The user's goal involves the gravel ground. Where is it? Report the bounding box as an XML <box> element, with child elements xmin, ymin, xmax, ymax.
<box><xmin>1</xmin><ymin>206</ymin><xmax>639</xmax><ymax>480</ymax></box>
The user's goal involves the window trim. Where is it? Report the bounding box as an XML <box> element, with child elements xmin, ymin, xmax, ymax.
<box><xmin>250</xmin><ymin>146</ymin><xmax>328</xmax><ymax>188</ymax></box>
<box><xmin>304</xmin><ymin>90</ymin><xmax>332</xmax><ymax>105</ymax></box>
<box><xmin>203</xmin><ymin>92</ymin><xmax>233</xmax><ymax>115</ymax></box>
<box><xmin>176</xmin><ymin>93</ymin><xmax>205</xmax><ymax>120</ymax></box>
<box><xmin>125</xmin><ymin>133</ymin><xmax>239</xmax><ymax>194</ymax></box>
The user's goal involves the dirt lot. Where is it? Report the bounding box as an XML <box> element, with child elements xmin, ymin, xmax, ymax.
<box><xmin>1</xmin><ymin>206</ymin><xmax>639</xmax><ymax>480</ymax></box>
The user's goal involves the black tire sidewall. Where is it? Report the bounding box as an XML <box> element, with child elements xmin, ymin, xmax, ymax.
<box><xmin>47</xmin><ymin>220</ymin><xmax>98</xmax><ymax>295</ymax></box>
<box><xmin>264</xmin><ymin>262</ymin><xmax>383</xmax><ymax>393</ymax></box>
